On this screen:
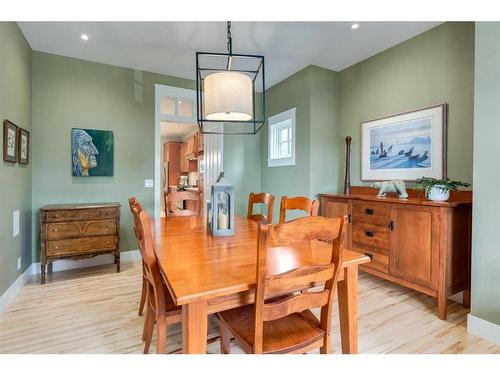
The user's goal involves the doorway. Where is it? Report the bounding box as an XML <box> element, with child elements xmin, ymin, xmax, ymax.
<box><xmin>154</xmin><ymin>84</ymin><xmax>223</xmax><ymax>219</ymax></box>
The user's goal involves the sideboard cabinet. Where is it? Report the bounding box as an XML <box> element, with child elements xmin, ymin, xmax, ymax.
<box><xmin>319</xmin><ymin>187</ymin><xmax>472</xmax><ymax>320</ymax></box>
<box><xmin>39</xmin><ymin>203</ymin><xmax>121</xmax><ymax>284</ymax></box>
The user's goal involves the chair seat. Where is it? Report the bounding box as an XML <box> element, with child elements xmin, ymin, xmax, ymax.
<box><xmin>219</xmin><ymin>305</ymin><xmax>325</xmax><ymax>354</ymax></box>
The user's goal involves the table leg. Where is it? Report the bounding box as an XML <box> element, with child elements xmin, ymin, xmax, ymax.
<box><xmin>182</xmin><ymin>300</ymin><xmax>208</xmax><ymax>354</ymax></box>
<box><xmin>337</xmin><ymin>264</ymin><xmax>358</xmax><ymax>354</ymax></box>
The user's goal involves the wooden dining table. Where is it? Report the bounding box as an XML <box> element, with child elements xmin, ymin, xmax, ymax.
<box><xmin>153</xmin><ymin>215</ymin><xmax>370</xmax><ymax>354</ymax></box>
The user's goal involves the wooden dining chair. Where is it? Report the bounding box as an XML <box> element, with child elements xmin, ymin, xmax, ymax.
<box><xmin>131</xmin><ymin>203</ymin><xmax>182</xmax><ymax>354</ymax></box>
<box><xmin>165</xmin><ymin>190</ymin><xmax>200</xmax><ymax>217</ymax></box>
<box><xmin>278</xmin><ymin>196</ymin><xmax>319</xmax><ymax>224</ymax></box>
<box><xmin>218</xmin><ymin>215</ymin><xmax>347</xmax><ymax>354</ymax></box>
<box><xmin>247</xmin><ymin>192</ymin><xmax>275</xmax><ymax>224</ymax></box>
<box><xmin>128</xmin><ymin>197</ymin><xmax>148</xmax><ymax>317</ymax></box>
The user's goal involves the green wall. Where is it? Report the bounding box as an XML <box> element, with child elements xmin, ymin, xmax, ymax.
<box><xmin>0</xmin><ymin>23</ymin><xmax>32</xmax><ymax>296</ymax></box>
<box><xmin>31</xmin><ymin>52</ymin><xmax>195</xmax><ymax>260</ymax></box>
<box><xmin>338</xmin><ymin>22</ymin><xmax>475</xmax><ymax>188</ymax></box>
<box><xmin>471</xmin><ymin>22</ymin><xmax>500</xmax><ymax>326</ymax></box>
<box><xmin>261</xmin><ymin>65</ymin><xmax>340</xmax><ymax>223</ymax></box>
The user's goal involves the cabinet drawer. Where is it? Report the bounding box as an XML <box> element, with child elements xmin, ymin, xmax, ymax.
<box><xmin>353</xmin><ymin>247</ymin><xmax>389</xmax><ymax>274</ymax></box>
<box><xmin>352</xmin><ymin>201</ymin><xmax>389</xmax><ymax>227</ymax></box>
<box><xmin>46</xmin><ymin>219</ymin><xmax>117</xmax><ymax>240</ymax></box>
<box><xmin>45</xmin><ymin>208</ymin><xmax>118</xmax><ymax>222</ymax></box>
<box><xmin>46</xmin><ymin>235</ymin><xmax>117</xmax><ymax>257</ymax></box>
<box><xmin>352</xmin><ymin>224</ymin><xmax>389</xmax><ymax>250</ymax></box>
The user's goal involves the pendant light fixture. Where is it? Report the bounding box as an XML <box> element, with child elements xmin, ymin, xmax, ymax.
<box><xmin>196</xmin><ymin>22</ymin><xmax>265</xmax><ymax>135</ymax></box>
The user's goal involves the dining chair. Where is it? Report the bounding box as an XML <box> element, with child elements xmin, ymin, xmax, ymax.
<box><xmin>131</xmin><ymin>202</ymin><xmax>182</xmax><ymax>354</ymax></box>
<box><xmin>278</xmin><ymin>196</ymin><xmax>320</xmax><ymax>223</ymax></box>
<box><xmin>165</xmin><ymin>190</ymin><xmax>200</xmax><ymax>217</ymax></box>
<box><xmin>218</xmin><ymin>215</ymin><xmax>347</xmax><ymax>354</ymax></box>
<box><xmin>247</xmin><ymin>192</ymin><xmax>275</xmax><ymax>224</ymax></box>
<box><xmin>128</xmin><ymin>197</ymin><xmax>147</xmax><ymax>317</ymax></box>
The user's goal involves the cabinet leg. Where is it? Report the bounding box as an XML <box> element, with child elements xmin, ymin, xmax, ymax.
<box><xmin>463</xmin><ymin>288</ymin><xmax>471</xmax><ymax>309</ymax></box>
<box><xmin>115</xmin><ymin>252</ymin><xmax>120</xmax><ymax>273</ymax></box>
<box><xmin>438</xmin><ymin>292</ymin><xmax>447</xmax><ymax>320</ymax></box>
<box><xmin>41</xmin><ymin>263</ymin><xmax>46</xmax><ymax>285</ymax></box>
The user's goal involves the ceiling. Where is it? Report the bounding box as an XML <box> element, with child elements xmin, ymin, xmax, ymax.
<box><xmin>161</xmin><ymin>122</ymin><xmax>197</xmax><ymax>139</ymax></box>
<box><xmin>18</xmin><ymin>22</ymin><xmax>441</xmax><ymax>88</ymax></box>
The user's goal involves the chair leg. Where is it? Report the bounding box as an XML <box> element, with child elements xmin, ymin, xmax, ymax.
<box><xmin>220</xmin><ymin>320</ymin><xmax>232</xmax><ymax>354</ymax></box>
<box><xmin>138</xmin><ymin>276</ymin><xmax>147</xmax><ymax>316</ymax></box>
<box><xmin>143</xmin><ymin>305</ymin><xmax>154</xmax><ymax>354</ymax></box>
<box><xmin>156</xmin><ymin>316</ymin><xmax>167</xmax><ymax>354</ymax></box>
<box><xmin>320</xmin><ymin>334</ymin><xmax>331</xmax><ymax>354</ymax></box>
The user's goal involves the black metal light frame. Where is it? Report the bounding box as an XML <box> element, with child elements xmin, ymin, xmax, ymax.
<box><xmin>196</xmin><ymin>23</ymin><xmax>266</xmax><ymax>135</ymax></box>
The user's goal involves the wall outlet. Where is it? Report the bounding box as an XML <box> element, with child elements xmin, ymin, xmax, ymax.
<box><xmin>17</xmin><ymin>257</ymin><xmax>21</xmax><ymax>270</ymax></box>
<box><xmin>144</xmin><ymin>179</ymin><xmax>154</xmax><ymax>188</ymax></box>
<box><xmin>13</xmin><ymin>210</ymin><xmax>20</xmax><ymax>238</ymax></box>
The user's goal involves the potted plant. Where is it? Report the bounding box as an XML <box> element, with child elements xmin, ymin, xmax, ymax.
<box><xmin>415</xmin><ymin>177</ymin><xmax>471</xmax><ymax>201</ymax></box>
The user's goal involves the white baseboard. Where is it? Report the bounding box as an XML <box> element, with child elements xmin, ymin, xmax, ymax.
<box><xmin>31</xmin><ymin>250</ymin><xmax>141</xmax><ymax>274</ymax></box>
<box><xmin>0</xmin><ymin>265</ymin><xmax>35</xmax><ymax>314</ymax></box>
<box><xmin>0</xmin><ymin>250</ymin><xmax>141</xmax><ymax>314</ymax></box>
<box><xmin>467</xmin><ymin>313</ymin><xmax>500</xmax><ymax>346</ymax></box>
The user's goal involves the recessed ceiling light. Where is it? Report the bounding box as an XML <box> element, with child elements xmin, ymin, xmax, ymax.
<box><xmin>351</xmin><ymin>23</ymin><xmax>360</xmax><ymax>30</ymax></box>
<box><xmin>80</xmin><ymin>33</ymin><xmax>89</xmax><ymax>41</ymax></box>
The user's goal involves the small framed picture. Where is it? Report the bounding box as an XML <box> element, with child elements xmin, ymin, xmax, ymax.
<box><xmin>17</xmin><ymin>127</ymin><xmax>30</xmax><ymax>164</ymax></box>
<box><xmin>3</xmin><ymin>120</ymin><xmax>18</xmax><ymax>163</ymax></box>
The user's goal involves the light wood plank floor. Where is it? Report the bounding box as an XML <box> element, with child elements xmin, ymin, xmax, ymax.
<box><xmin>0</xmin><ymin>261</ymin><xmax>498</xmax><ymax>354</ymax></box>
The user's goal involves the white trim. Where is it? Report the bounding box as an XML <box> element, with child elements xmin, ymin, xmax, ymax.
<box><xmin>0</xmin><ymin>250</ymin><xmax>141</xmax><ymax>314</ymax></box>
<box><xmin>268</xmin><ymin>108</ymin><xmax>296</xmax><ymax>167</ymax></box>
<box><xmin>467</xmin><ymin>313</ymin><xmax>500</xmax><ymax>346</ymax></box>
<box><xmin>0</xmin><ymin>265</ymin><xmax>34</xmax><ymax>314</ymax></box>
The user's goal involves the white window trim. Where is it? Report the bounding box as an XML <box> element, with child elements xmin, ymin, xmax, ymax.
<box><xmin>268</xmin><ymin>108</ymin><xmax>296</xmax><ymax>167</ymax></box>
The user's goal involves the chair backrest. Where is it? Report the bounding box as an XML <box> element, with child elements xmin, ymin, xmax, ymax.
<box><xmin>252</xmin><ymin>215</ymin><xmax>347</xmax><ymax>353</ymax></box>
<box><xmin>135</xmin><ymin>208</ymin><xmax>168</xmax><ymax>316</ymax></box>
<box><xmin>247</xmin><ymin>192</ymin><xmax>275</xmax><ymax>224</ymax></box>
<box><xmin>128</xmin><ymin>197</ymin><xmax>143</xmax><ymax>243</ymax></box>
<box><xmin>278</xmin><ymin>196</ymin><xmax>320</xmax><ymax>223</ymax></box>
<box><xmin>166</xmin><ymin>190</ymin><xmax>200</xmax><ymax>217</ymax></box>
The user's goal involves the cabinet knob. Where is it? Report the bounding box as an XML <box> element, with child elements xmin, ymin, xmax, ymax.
<box><xmin>364</xmin><ymin>252</ymin><xmax>373</xmax><ymax>260</ymax></box>
<box><xmin>365</xmin><ymin>208</ymin><xmax>374</xmax><ymax>215</ymax></box>
<box><xmin>55</xmin><ymin>245</ymin><xmax>59</xmax><ymax>249</ymax></box>
<box><xmin>106</xmin><ymin>224</ymin><xmax>110</xmax><ymax>228</ymax></box>
<box><xmin>364</xmin><ymin>230</ymin><xmax>374</xmax><ymax>237</ymax></box>
<box><xmin>55</xmin><ymin>214</ymin><xmax>60</xmax><ymax>218</ymax></box>
<box><xmin>106</xmin><ymin>241</ymin><xmax>110</xmax><ymax>244</ymax></box>
<box><xmin>53</xmin><ymin>228</ymin><xmax>58</xmax><ymax>232</ymax></box>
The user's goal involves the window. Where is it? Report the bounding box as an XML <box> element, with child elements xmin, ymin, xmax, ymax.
<box><xmin>268</xmin><ymin>108</ymin><xmax>296</xmax><ymax>167</ymax></box>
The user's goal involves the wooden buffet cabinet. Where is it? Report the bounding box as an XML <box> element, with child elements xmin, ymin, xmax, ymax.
<box><xmin>39</xmin><ymin>203</ymin><xmax>121</xmax><ymax>284</ymax></box>
<box><xmin>319</xmin><ymin>187</ymin><xmax>472</xmax><ymax>320</ymax></box>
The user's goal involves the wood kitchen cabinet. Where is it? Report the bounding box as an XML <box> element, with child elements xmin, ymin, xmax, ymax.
<box><xmin>319</xmin><ymin>186</ymin><xmax>472</xmax><ymax>320</ymax></box>
<box><xmin>165</xmin><ymin>142</ymin><xmax>181</xmax><ymax>186</ymax></box>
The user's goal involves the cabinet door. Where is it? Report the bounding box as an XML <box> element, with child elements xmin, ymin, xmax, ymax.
<box><xmin>320</xmin><ymin>197</ymin><xmax>351</xmax><ymax>248</ymax></box>
<box><xmin>389</xmin><ymin>205</ymin><xmax>439</xmax><ymax>290</ymax></box>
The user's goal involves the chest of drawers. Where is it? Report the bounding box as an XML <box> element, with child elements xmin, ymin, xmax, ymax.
<box><xmin>320</xmin><ymin>187</ymin><xmax>472</xmax><ymax>320</ymax></box>
<box><xmin>39</xmin><ymin>203</ymin><xmax>121</xmax><ymax>284</ymax></box>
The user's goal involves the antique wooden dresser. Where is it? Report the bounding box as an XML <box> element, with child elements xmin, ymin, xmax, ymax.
<box><xmin>39</xmin><ymin>202</ymin><xmax>121</xmax><ymax>284</ymax></box>
<box><xmin>319</xmin><ymin>187</ymin><xmax>472</xmax><ymax>320</ymax></box>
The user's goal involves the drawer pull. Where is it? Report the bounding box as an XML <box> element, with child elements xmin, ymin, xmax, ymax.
<box><xmin>55</xmin><ymin>214</ymin><xmax>60</xmax><ymax>218</ymax></box>
<box><xmin>364</xmin><ymin>230</ymin><xmax>374</xmax><ymax>237</ymax></box>
<box><xmin>55</xmin><ymin>245</ymin><xmax>59</xmax><ymax>249</ymax></box>
<box><xmin>105</xmin><ymin>211</ymin><xmax>111</xmax><ymax>215</ymax></box>
<box><xmin>53</xmin><ymin>228</ymin><xmax>58</xmax><ymax>232</ymax></box>
<box><xmin>106</xmin><ymin>224</ymin><xmax>110</xmax><ymax>229</ymax></box>
<box><xmin>364</xmin><ymin>252</ymin><xmax>373</xmax><ymax>260</ymax></box>
<box><xmin>365</xmin><ymin>208</ymin><xmax>374</xmax><ymax>215</ymax></box>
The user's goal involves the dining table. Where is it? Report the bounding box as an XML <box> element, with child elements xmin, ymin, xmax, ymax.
<box><xmin>153</xmin><ymin>215</ymin><xmax>370</xmax><ymax>354</ymax></box>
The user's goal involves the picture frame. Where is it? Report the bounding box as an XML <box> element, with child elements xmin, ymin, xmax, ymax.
<box><xmin>17</xmin><ymin>127</ymin><xmax>30</xmax><ymax>164</ymax></box>
<box><xmin>3</xmin><ymin>119</ymin><xmax>18</xmax><ymax>163</ymax></box>
<box><xmin>361</xmin><ymin>104</ymin><xmax>447</xmax><ymax>181</ymax></box>
<box><xmin>71</xmin><ymin>128</ymin><xmax>114</xmax><ymax>176</ymax></box>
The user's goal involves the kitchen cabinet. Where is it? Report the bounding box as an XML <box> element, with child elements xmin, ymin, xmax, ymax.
<box><xmin>319</xmin><ymin>186</ymin><xmax>472</xmax><ymax>320</ymax></box>
<box><xmin>165</xmin><ymin>142</ymin><xmax>181</xmax><ymax>186</ymax></box>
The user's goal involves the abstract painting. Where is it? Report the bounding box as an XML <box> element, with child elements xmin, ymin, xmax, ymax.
<box><xmin>361</xmin><ymin>104</ymin><xmax>447</xmax><ymax>181</ymax></box>
<box><xmin>72</xmin><ymin>128</ymin><xmax>114</xmax><ymax>176</ymax></box>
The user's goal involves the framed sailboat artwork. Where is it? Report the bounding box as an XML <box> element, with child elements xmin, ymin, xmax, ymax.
<box><xmin>361</xmin><ymin>103</ymin><xmax>447</xmax><ymax>181</ymax></box>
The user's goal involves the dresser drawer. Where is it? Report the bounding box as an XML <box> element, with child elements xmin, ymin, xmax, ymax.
<box><xmin>352</xmin><ymin>201</ymin><xmax>389</xmax><ymax>227</ymax></box>
<box><xmin>46</xmin><ymin>219</ymin><xmax>117</xmax><ymax>240</ymax></box>
<box><xmin>45</xmin><ymin>208</ymin><xmax>119</xmax><ymax>223</ymax></box>
<box><xmin>353</xmin><ymin>246</ymin><xmax>389</xmax><ymax>274</ymax></box>
<box><xmin>352</xmin><ymin>224</ymin><xmax>389</xmax><ymax>250</ymax></box>
<box><xmin>46</xmin><ymin>235</ymin><xmax>117</xmax><ymax>257</ymax></box>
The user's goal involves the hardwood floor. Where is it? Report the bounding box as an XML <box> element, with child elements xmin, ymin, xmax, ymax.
<box><xmin>0</xmin><ymin>261</ymin><xmax>498</xmax><ymax>354</ymax></box>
